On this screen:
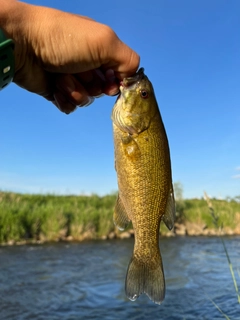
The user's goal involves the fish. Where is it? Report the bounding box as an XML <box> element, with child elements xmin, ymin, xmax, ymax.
<box><xmin>111</xmin><ymin>68</ymin><xmax>175</xmax><ymax>304</ymax></box>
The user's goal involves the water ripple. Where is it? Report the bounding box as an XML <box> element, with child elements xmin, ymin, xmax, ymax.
<box><xmin>0</xmin><ymin>237</ymin><xmax>240</xmax><ymax>319</ymax></box>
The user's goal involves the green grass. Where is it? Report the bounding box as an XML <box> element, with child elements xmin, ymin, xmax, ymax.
<box><xmin>182</xmin><ymin>198</ymin><xmax>239</xmax><ymax>229</ymax></box>
<box><xmin>0</xmin><ymin>192</ymin><xmax>116</xmax><ymax>243</ymax></box>
<box><xmin>0</xmin><ymin>191</ymin><xmax>239</xmax><ymax>244</ymax></box>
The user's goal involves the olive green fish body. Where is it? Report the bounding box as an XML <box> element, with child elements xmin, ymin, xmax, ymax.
<box><xmin>112</xmin><ymin>68</ymin><xmax>175</xmax><ymax>304</ymax></box>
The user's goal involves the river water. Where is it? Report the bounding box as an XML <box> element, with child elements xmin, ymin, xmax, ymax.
<box><xmin>0</xmin><ymin>236</ymin><xmax>240</xmax><ymax>320</ymax></box>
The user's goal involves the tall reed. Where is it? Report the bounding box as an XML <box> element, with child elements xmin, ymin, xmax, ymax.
<box><xmin>204</xmin><ymin>191</ymin><xmax>240</xmax><ymax>317</ymax></box>
<box><xmin>0</xmin><ymin>192</ymin><xmax>116</xmax><ymax>243</ymax></box>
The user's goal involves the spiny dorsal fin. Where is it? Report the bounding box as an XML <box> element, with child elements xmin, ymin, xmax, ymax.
<box><xmin>113</xmin><ymin>195</ymin><xmax>131</xmax><ymax>231</ymax></box>
<box><xmin>162</xmin><ymin>186</ymin><xmax>176</xmax><ymax>230</ymax></box>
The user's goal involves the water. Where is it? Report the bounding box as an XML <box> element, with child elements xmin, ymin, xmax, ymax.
<box><xmin>0</xmin><ymin>237</ymin><xmax>240</xmax><ymax>320</ymax></box>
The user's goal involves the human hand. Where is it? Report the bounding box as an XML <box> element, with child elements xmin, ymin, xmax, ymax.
<box><xmin>1</xmin><ymin>0</ymin><xmax>140</xmax><ymax>113</ymax></box>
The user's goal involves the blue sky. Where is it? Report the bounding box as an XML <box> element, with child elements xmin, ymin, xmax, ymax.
<box><xmin>0</xmin><ymin>0</ymin><xmax>239</xmax><ymax>199</ymax></box>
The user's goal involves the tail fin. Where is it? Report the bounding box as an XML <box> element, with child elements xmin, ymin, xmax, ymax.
<box><xmin>125</xmin><ymin>254</ymin><xmax>165</xmax><ymax>304</ymax></box>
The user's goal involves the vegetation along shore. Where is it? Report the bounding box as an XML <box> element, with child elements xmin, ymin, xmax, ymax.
<box><xmin>0</xmin><ymin>191</ymin><xmax>240</xmax><ymax>245</ymax></box>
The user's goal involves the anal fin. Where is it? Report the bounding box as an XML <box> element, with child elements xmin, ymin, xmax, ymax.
<box><xmin>113</xmin><ymin>195</ymin><xmax>130</xmax><ymax>230</ymax></box>
<box><xmin>162</xmin><ymin>186</ymin><xmax>176</xmax><ymax>230</ymax></box>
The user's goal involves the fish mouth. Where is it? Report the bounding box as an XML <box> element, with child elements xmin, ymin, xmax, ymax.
<box><xmin>120</xmin><ymin>68</ymin><xmax>145</xmax><ymax>88</ymax></box>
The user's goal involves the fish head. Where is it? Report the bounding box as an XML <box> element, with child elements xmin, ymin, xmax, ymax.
<box><xmin>112</xmin><ymin>68</ymin><xmax>158</xmax><ymax>135</ymax></box>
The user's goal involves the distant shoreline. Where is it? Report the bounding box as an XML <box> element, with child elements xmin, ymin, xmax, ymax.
<box><xmin>0</xmin><ymin>191</ymin><xmax>239</xmax><ymax>246</ymax></box>
<box><xmin>2</xmin><ymin>222</ymin><xmax>240</xmax><ymax>247</ymax></box>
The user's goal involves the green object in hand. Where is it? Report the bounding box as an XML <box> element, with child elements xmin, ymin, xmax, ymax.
<box><xmin>0</xmin><ymin>29</ymin><xmax>14</xmax><ymax>91</ymax></box>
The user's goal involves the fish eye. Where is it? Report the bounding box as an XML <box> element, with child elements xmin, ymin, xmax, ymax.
<box><xmin>140</xmin><ymin>90</ymin><xmax>148</xmax><ymax>99</ymax></box>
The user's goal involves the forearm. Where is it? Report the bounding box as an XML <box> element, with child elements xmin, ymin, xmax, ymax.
<box><xmin>0</xmin><ymin>0</ymin><xmax>19</xmax><ymax>33</ymax></box>
<box><xmin>0</xmin><ymin>1</ymin><xmax>34</xmax><ymax>44</ymax></box>
<box><xmin>0</xmin><ymin>1</ymin><xmax>34</xmax><ymax>76</ymax></box>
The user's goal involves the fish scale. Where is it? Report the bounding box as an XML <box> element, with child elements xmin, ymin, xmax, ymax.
<box><xmin>112</xmin><ymin>68</ymin><xmax>175</xmax><ymax>304</ymax></box>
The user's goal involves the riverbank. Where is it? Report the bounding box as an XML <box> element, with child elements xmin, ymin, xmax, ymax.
<box><xmin>0</xmin><ymin>191</ymin><xmax>239</xmax><ymax>245</ymax></box>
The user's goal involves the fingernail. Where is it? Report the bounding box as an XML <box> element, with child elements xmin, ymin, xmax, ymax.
<box><xmin>94</xmin><ymin>69</ymin><xmax>106</xmax><ymax>81</ymax></box>
<box><xmin>95</xmin><ymin>93</ymin><xmax>104</xmax><ymax>98</ymax></box>
<box><xmin>57</xmin><ymin>76</ymin><xmax>76</xmax><ymax>94</ymax></box>
<box><xmin>108</xmin><ymin>87</ymin><xmax>120</xmax><ymax>96</ymax></box>
<box><xmin>79</xmin><ymin>96</ymin><xmax>95</xmax><ymax>108</ymax></box>
<box><xmin>54</xmin><ymin>92</ymin><xmax>76</xmax><ymax>114</ymax></box>
<box><xmin>105</xmin><ymin>69</ymin><xmax>116</xmax><ymax>83</ymax></box>
<box><xmin>110</xmin><ymin>91</ymin><xmax>120</xmax><ymax>97</ymax></box>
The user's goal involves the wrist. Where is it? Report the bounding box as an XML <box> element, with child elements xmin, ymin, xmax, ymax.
<box><xmin>0</xmin><ymin>29</ymin><xmax>14</xmax><ymax>90</ymax></box>
<box><xmin>0</xmin><ymin>1</ymin><xmax>30</xmax><ymax>79</ymax></box>
<box><xmin>0</xmin><ymin>0</ymin><xmax>17</xmax><ymax>90</ymax></box>
<box><xmin>0</xmin><ymin>0</ymin><xmax>18</xmax><ymax>29</ymax></box>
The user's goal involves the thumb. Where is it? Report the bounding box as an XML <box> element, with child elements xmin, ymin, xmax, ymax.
<box><xmin>98</xmin><ymin>34</ymin><xmax>140</xmax><ymax>80</ymax></box>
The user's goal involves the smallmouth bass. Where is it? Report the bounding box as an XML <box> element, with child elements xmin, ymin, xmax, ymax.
<box><xmin>112</xmin><ymin>68</ymin><xmax>175</xmax><ymax>304</ymax></box>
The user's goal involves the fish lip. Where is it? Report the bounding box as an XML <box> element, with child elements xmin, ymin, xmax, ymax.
<box><xmin>121</xmin><ymin>68</ymin><xmax>145</xmax><ymax>88</ymax></box>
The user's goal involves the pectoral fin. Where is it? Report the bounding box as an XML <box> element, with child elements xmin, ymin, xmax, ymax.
<box><xmin>120</xmin><ymin>134</ymin><xmax>141</xmax><ymax>160</ymax></box>
<box><xmin>113</xmin><ymin>195</ymin><xmax>131</xmax><ymax>230</ymax></box>
<box><xmin>162</xmin><ymin>187</ymin><xmax>176</xmax><ymax>230</ymax></box>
